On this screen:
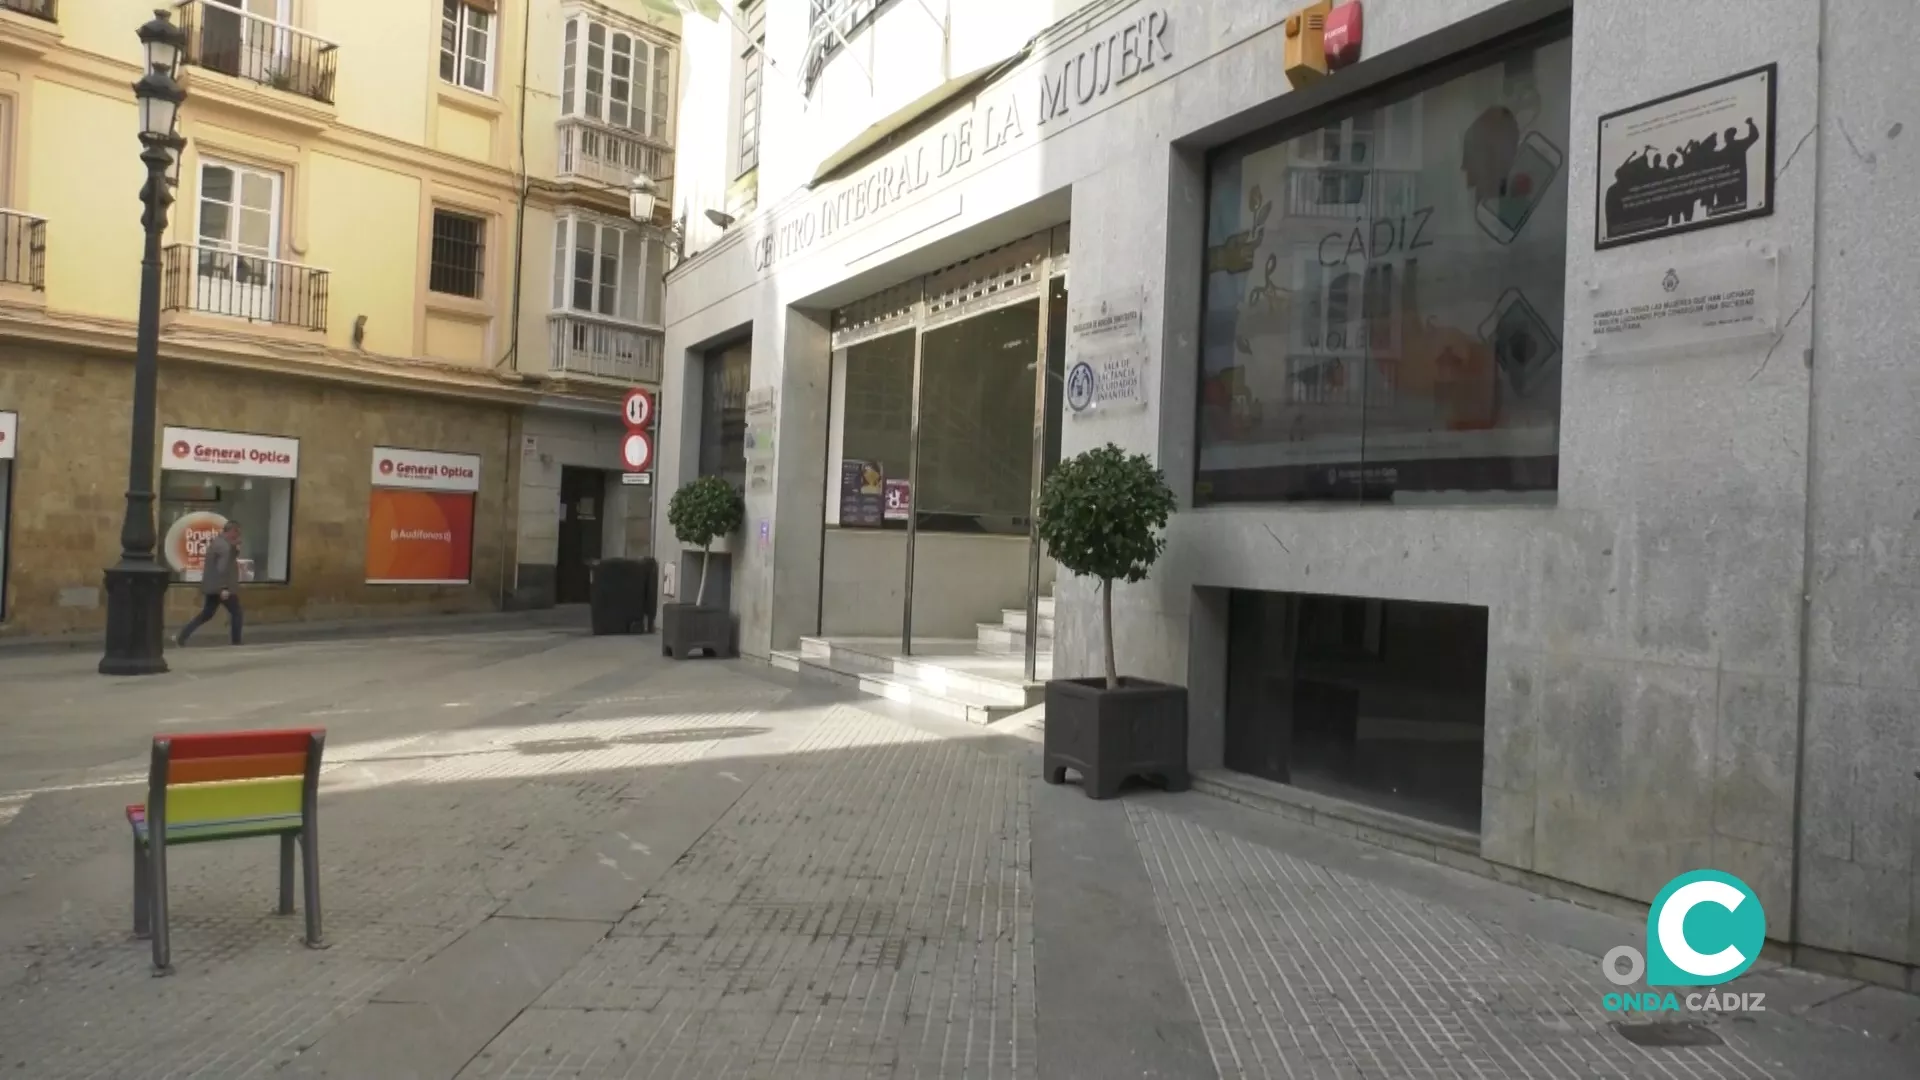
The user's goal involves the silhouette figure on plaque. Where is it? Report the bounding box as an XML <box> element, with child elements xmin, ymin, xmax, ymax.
<box><xmin>1604</xmin><ymin>118</ymin><xmax>1760</xmax><ymax>240</ymax></box>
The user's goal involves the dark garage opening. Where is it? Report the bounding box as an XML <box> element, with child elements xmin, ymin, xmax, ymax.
<box><xmin>1224</xmin><ymin>590</ymin><xmax>1487</xmax><ymax>833</ymax></box>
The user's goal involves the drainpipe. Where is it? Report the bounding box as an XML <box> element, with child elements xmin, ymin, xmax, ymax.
<box><xmin>498</xmin><ymin>0</ymin><xmax>534</xmax><ymax>373</ymax></box>
<box><xmin>1786</xmin><ymin>0</ymin><xmax>1831</xmax><ymax>958</ymax></box>
<box><xmin>500</xmin><ymin>410</ymin><xmax>518</xmax><ymax>609</ymax></box>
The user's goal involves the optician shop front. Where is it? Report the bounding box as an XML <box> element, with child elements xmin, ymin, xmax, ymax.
<box><xmin>156</xmin><ymin>429</ymin><xmax>482</xmax><ymax>593</ymax></box>
<box><xmin>659</xmin><ymin>0</ymin><xmax>1920</xmax><ymax>981</ymax></box>
<box><xmin>0</xmin><ymin>353</ymin><xmax>517</xmax><ymax>636</ymax></box>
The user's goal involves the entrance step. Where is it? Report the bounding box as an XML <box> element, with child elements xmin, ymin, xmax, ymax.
<box><xmin>1000</xmin><ymin>606</ymin><xmax>1055</xmax><ymax>637</ymax></box>
<box><xmin>976</xmin><ymin>622</ymin><xmax>1052</xmax><ymax>655</ymax></box>
<box><xmin>777</xmin><ymin>637</ymin><xmax>1046</xmax><ymax>725</ymax></box>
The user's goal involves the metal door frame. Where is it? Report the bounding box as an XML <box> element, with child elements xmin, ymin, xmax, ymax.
<box><xmin>826</xmin><ymin>226</ymin><xmax>1068</xmax><ymax>671</ymax></box>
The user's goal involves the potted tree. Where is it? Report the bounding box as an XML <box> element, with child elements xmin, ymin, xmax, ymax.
<box><xmin>662</xmin><ymin>475</ymin><xmax>743</xmax><ymax>659</ymax></box>
<box><xmin>1036</xmin><ymin>443</ymin><xmax>1188</xmax><ymax>799</ymax></box>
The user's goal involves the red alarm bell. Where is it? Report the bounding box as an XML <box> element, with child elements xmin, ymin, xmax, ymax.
<box><xmin>1324</xmin><ymin>2</ymin><xmax>1363</xmax><ymax>70</ymax></box>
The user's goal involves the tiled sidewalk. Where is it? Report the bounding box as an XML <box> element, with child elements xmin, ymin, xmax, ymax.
<box><xmin>0</xmin><ymin>629</ymin><xmax>1915</xmax><ymax>1079</ymax></box>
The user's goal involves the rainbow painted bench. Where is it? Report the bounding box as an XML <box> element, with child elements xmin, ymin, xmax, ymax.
<box><xmin>127</xmin><ymin>727</ymin><xmax>327</xmax><ymax>973</ymax></box>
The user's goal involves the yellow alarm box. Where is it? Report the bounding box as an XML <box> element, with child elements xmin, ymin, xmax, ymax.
<box><xmin>1284</xmin><ymin>1</ymin><xmax>1333</xmax><ymax>87</ymax></box>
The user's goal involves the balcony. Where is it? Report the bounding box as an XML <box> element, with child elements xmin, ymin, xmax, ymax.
<box><xmin>548</xmin><ymin>312</ymin><xmax>661</xmax><ymax>384</ymax></box>
<box><xmin>0</xmin><ymin>210</ymin><xmax>45</xmax><ymax>290</ymax></box>
<box><xmin>177</xmin><ymin>0</ymin><xmax>338</xmax><ymax>105</ymax></box>
<box><xmin>162</xmin><ymin>244</ymin><xmax>329</xmax><ymax>332</ymax></box>
<box><xmin>0</xmin><ymin>0</ymin><xmax>56</xmax><ymax>22</ymax></box>
<box><xmin>557</xmin><ymin>117</ymin><xmax>673</xmax><ymax>194</ymax></box>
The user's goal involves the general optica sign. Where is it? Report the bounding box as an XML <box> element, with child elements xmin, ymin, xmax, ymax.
<box><xmin>162</xmin><ymin>426</ymin><xmax>300</xmax><ymax>479</ymax></box>
<box><xmin>371</xmin><ymin>446</ymin><xmax>482</xmax><ymax>493</ymax></box>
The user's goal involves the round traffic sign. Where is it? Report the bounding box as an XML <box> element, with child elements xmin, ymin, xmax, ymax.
<box><xmin>622</xmin><ymin>387</ymin><xmax>654</xmax><ymax>430</ymax></box>
<box><xmin>621</xmin><ymin>430</ymin><xmax>653</xmax><ymax>472</ymax></box>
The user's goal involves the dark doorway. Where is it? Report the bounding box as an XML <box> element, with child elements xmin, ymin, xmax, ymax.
<box><xmin>1042</xmin><ymin>275</ymin><xmax>1068</xmax><ymax>483</ymax></box>
<box><xmin>1225</xmin><ymin>590</ymin><xmax>1487</xmax><ymax>832</ymax></box>
<box><xmin>555</xmin><ymin>466</ymin><xmax>607</xmax><ymax>604</ymax></box>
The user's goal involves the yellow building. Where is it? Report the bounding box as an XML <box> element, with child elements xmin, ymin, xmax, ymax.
<box><xmin>0</xmin><ymin>0</ymin><xmax>683</xmax><ymax>636</ymax></box>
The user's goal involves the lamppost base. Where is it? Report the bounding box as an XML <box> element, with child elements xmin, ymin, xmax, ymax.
<box><xmin>100</xmin><ymin>561</ymin><xmax>172</xmax><ymax>677</ymax></box>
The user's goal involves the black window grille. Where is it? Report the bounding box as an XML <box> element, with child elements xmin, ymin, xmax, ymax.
<box><xmin>430</xmin><ymin>210</ymin><xmax>486</xmax><ymax>298</ymax></box>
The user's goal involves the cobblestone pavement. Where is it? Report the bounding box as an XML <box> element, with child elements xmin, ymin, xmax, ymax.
<box><xmin>0</xmin><ymin>625</ymin><xmax>1916</xmax><ymax>1079</ymax></box>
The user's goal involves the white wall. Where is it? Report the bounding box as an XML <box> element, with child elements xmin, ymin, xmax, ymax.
<box><xmin>672</xmin><ymin>7</ymin><xmax>737</xmax><ymax>256</ymax></box>
<box><xmin>673</xmin><ymin>0</ymin><xmax>1084</xmax><ymax>262</ymax></box>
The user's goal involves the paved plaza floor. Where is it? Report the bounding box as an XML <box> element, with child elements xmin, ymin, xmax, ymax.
<box><xmin>1</xmin><ymin>623</ymin><xmax>1917</xmax><ymax>1079</ymax></box>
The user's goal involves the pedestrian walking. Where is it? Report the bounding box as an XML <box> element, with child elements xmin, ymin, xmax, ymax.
<box><xmin>176</xmin><ymin>521</ymin><xmax>244</xmax><ymax>647</ymax></box>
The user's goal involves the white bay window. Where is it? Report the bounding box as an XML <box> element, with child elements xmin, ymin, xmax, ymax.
<box><xmin>559</xmin><ymin>15</ymin><xmax>673</xmax><ymax>141</ymax></box>
<box><xmin>552</xmin><ymin>214</ymin><xmax>665</xmax><ymax>326</ymax></box>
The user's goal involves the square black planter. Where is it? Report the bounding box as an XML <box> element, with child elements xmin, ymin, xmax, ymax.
<box><xmin>661</xmin><ymin>603</ymin><xmax>733</xmax><ymax>659</ymax></box>
<box><xmin>1043</xmin><ymin>677</ymin><xmax>1190</xmax><ymax>799</ymax></box>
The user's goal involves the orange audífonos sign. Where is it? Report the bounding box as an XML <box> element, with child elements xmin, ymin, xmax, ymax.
<box><xmin>365</xmin><ymin>489</ymin><xmax>475</xmax><ymax>585</ymax></box>
<box><xmin>367</xmin><ymin>446</ymin><xmax>481</xmax><ymax>585</ymax></box>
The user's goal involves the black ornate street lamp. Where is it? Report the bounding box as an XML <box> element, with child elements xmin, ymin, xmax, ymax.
<box><xmin>100</xmin><ymin>10</ymin><xmax>188</xmax><ymax>677</ymax></box>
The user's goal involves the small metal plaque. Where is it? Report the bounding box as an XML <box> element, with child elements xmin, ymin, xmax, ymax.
<box><xmin>1581</xmin><ymin>247</ymin><xmax>1779</xmax><ymax>357</ymax></box>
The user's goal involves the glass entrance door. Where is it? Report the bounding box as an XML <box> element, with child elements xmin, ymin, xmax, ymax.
<box><xmin>906</xmin><ymin>297</ymin><xmax>1042</xmax><ymax>663</ymax></box>
<box><xmin>818</xmin><ymin>226</ymin><xmax>1068</xmax><ymax>684</ymax></box>
<box><xmin>901</xmin><ymin>229</ymin><xmax>1065</xmax><ymax>682</ymax></box>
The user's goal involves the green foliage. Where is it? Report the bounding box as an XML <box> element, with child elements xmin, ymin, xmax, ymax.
<box><xmin>1037</xmin><ymin>444</ymin><xmax>1176</xmax><ymax>586</ymax></box>
<box><xmin>668</xmin><ymin>475</ymin><xmax>744</xmax><ymax>550</ymax></box>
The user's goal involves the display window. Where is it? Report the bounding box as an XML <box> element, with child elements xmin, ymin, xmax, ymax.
<box><xmin>0</xmin><ymin>410</ymin><xmax>15</xmax><ymax>621</ymax></box>
<box><xmin>159</xmin><ymin>426</ymin><xmax>298</xmax><ymax>584</ymax></box>
<box><xmin>1197</xmin><ymin>26</ymin><xmax>1572</xmax><ymax>504</ymax></box>
<box><xmin>365</xmin><ymin>446</ymin><xmax>479</xmax><ymax>585</ymax></box>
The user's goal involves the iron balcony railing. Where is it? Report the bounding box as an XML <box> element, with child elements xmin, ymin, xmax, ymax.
<box><xmin>548</xmin><ymin>312</ymin><xmax>662</xmax><ymax>384</ymax></box>
<box><xmin>557</xmin><ymin>117</ymin><xmax>673</xmax><ymax>192</ymax></box>
<box><xmin>176</xmin><ymin>0</ymin><xmax>339</xmax><ymax>104</ymax></box>
<box><xmin>804</xmin><ymin>0</ymin><xmax>881</xmax><ymax>91</ymax></box>
<box><xmin>1</xmin><ymin>0</ymin><xmax>57</xmax><ymax>22</ymax></box>
<box><xmin>162</xmin><ymin>244</ymin><xmax>330</xmax><ymax>332</ymax></box>
<box><xmin>0</xmin><ymin>210</ymin><xmax>46</xmax><ymax>290</ymax></box>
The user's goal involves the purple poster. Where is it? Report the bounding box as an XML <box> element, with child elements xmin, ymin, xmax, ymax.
<box><xmin>883</xmin><ymin>479</ymin><xmax>912</xmax><ymax>521</ymax></box>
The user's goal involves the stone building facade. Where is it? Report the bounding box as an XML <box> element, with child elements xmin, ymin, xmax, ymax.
<box><xmin>0</xmin><ymin>346</ymin><xmax>518</xmax><ymax>635</ymax></box>
<box><xmin>658</xmin><ymin>0</ymin><xmax>1920</xmax><ymax>989</ymax></box>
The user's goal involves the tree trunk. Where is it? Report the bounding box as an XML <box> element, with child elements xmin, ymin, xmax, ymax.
<box><xmin>1102</xmin><ymin>577</ymin><xmax>1119</xmax><ymax>691</ymax></box>
<box><xmin>696</xmin><ymin>544</ymin><xmax>711</xmax><ymax>607</ymax></box>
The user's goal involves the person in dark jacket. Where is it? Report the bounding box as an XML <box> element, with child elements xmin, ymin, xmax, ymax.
<box><xmin>176</xmin><ymin>521</ymin><xmax>244</xmax><ymax>646</ymax></box>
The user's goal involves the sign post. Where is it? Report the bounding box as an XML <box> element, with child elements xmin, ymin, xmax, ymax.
<box><xmin>622</xmin><ymin>387</ymin><xmax>654</xmax><ymax>430</ymax></box>
<box><xmin>621</xmin><ymin>387</ymin><xmax>654</xmax><ymax>488</ymax></box>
